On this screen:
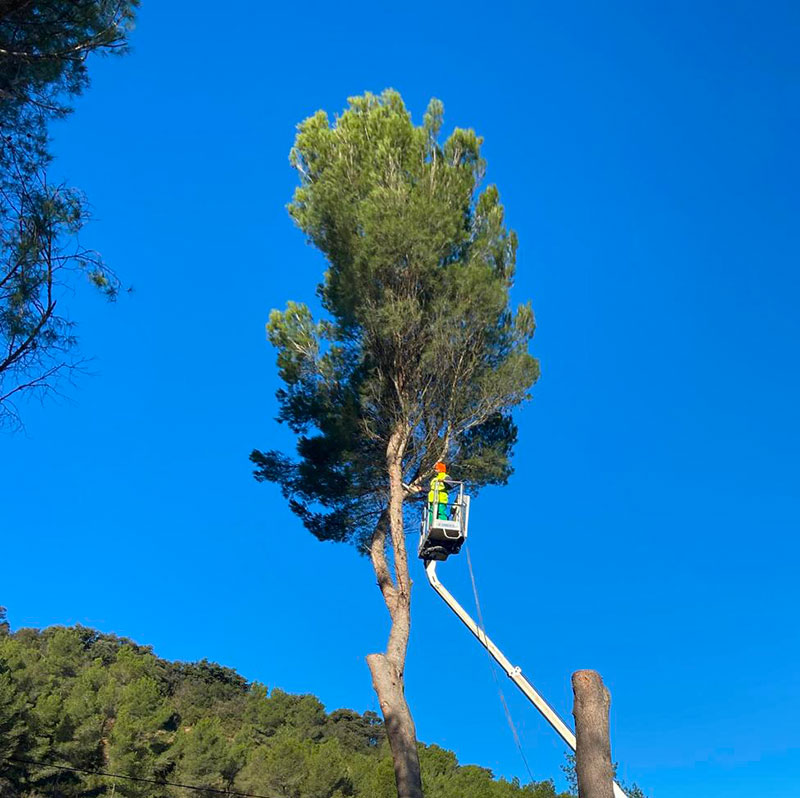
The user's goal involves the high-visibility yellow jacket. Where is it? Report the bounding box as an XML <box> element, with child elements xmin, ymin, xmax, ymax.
<box><xmin>428</xmin><ymin>473</ymin><xmax>449</xmax><ymax>505</ymax></box>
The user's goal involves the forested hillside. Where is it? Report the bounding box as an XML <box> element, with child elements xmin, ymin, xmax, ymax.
<box><xmin>0</xmin><ymin>611</ymin><xmax>572</xmax><ymax>798</ymax></box>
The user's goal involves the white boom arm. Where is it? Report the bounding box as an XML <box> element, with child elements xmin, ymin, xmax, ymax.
<box><xmin>424</xmin><ymin>559</ymin><xmax>628</xmax><ymax>798</ymax></box>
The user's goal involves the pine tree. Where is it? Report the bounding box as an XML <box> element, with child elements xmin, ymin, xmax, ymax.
<box><xmin>252</xmin><ymin>90</ymin><xmax>539</xmax><ymax>798</ymax></box>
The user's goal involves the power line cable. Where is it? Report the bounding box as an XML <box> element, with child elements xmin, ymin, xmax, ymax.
<box><xmin>7</xmin><ymin>756</ymin><xmax>271</xmax><ymax>798</ymax></box>
<box><xmin>465</xmin><ymin>545</ymin><xmax>536</xmax><ymax>784</ymax></box>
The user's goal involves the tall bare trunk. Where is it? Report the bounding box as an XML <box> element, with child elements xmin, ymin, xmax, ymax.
<box><xmin>571</xmin><ymin>669</ymin><xmax>614</xmax><ymax>798</ymax></box>
<box><xmin>366</xmin><ymin>426</ymin><xmax>423</xmax><ymax>798</ymax></box>
<box><xmin>366</xmin><ymin>649</ymin><xmax>421</xmax><ymax>798</ymax></box>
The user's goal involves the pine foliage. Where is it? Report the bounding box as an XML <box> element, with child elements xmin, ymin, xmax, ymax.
<box><xmin>252</xmin><ymin>90</ymin><xmax>539</xmax><ymax>547</ymax></box>
<box><xmin>0</xmin><ymin>1</ymin><xmax>138</xmax><ymax>425</ymax></box>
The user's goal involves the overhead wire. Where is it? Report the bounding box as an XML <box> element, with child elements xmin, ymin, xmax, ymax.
<box><xmin>7</xmin><ymin>756</ymin><xmax>273</xmax><ymax>798</ymax></box>
<box><xmin>464</xmin><ymin>545</ymin><xmax>536</xmax><ymax>784</ymax></box>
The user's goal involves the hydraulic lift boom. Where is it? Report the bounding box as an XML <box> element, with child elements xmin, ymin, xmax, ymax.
<box><xmin>424</xmin><ymin>559</ymin><xmax>629</xmax><ymax>798</ymax></box>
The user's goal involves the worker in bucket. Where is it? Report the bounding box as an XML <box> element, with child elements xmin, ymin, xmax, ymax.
<box><xmin>428</xmin><ymin>461</ymin><xmax>450</xmax><ymax>524</ymax></box>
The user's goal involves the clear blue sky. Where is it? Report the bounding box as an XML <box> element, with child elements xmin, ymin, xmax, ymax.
<box><xmin>2</xmin><ymin>2</ymin><xmax>798</xmax><ymax>796</ymax></box>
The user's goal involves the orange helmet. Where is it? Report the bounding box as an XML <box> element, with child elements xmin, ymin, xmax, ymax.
<box><xmin>434</xmin><ymin>462</ymin><xmax>447</xmax><ymax>473</ymax></box>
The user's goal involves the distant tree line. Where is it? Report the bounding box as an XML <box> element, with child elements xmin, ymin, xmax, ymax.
<box><xmin>0</xmin><ymin>611</ymin><xmax>573</xmax><ymax>798</ymax></box>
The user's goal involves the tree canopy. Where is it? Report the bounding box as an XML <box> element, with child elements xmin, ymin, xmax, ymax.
<box><xmin>252</xmin><ymin>90</ymin><xmax>539</xmax><ymax>548</ymax></box>
<box><xmin>0</xmin><ymin>0</ymin><xmax>138</xmax><ymax>426</ymax></box>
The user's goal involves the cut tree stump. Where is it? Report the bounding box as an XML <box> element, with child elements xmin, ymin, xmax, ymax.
<box><xmin>572</xmin><ymin>669</ymin><xmax>615</xmax><ymax>798</ymax></box>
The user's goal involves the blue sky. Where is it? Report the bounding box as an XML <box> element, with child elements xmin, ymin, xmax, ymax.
<box><xmin>2</xmin><ymin>2</ymin><xmax>799</xmax><ymax>796</ymax></box>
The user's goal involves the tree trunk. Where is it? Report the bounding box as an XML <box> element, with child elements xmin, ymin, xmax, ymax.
<box><xmin>365</xmin><ymin>425</ymin><xmax>423</xmax><ymax>798</ymax></box>
<box><xmin>367</xmin><ymin>651</ymin><xmax>422</xmax><ymax>798</ymax></box>
<box><xmin>572</xmin><ymin>669</ymin><xmax>614</xmax><ymax>798</ymax></box>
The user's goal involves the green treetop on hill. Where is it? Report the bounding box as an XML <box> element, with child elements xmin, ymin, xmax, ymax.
<box><xmin>0</xmin><ymin>613</ymin><xmax>572</xmax><ymax>798</ymax></box>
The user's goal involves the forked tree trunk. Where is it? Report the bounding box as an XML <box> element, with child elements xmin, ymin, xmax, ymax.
<box><xmin>366</xmin><ymin>426</ymin><xmax>423</xmax><ymax>798</ymax></box>
<box><xmin>571</xmin><ymin>669</ymin><xmax>615</xmax><ymax>798</ymax></box>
